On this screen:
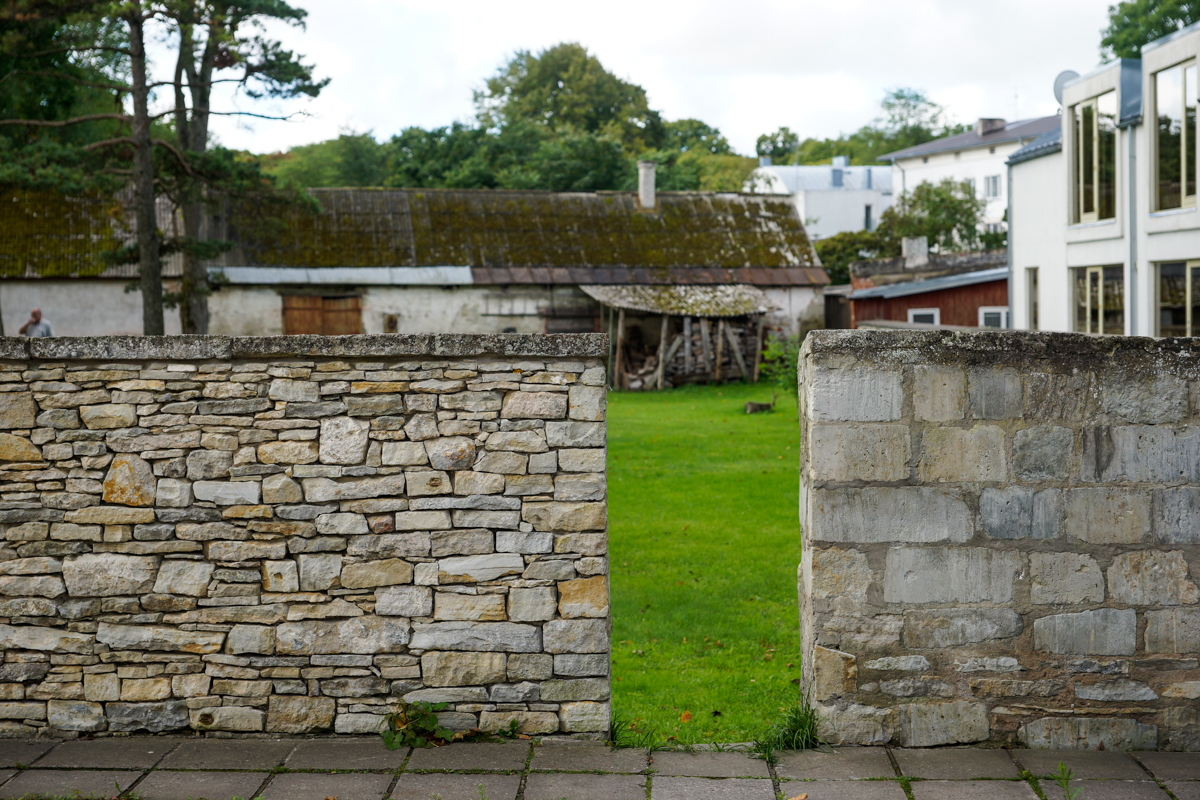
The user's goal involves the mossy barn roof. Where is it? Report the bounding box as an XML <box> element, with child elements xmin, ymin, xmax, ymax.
<box><xmin>2</xmin><ymin>187</ymin><xmax>828</xmax><ymax>287</ymax></box>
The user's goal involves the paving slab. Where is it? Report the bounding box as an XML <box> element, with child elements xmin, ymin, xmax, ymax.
<box><xmin>0</xmin><ymin>740</ymin><xmax>55</xmax><ymax>768</ymax></box>
<box><xmin>1136</xmin><ymin>752</ymin><xmax>1200</xmax><ymax>780</ymax></box>
<box><xmin>285</xmin><ymin>737</ymin><xmax>408</xmax><ymax>771</ymax></box>
<box><xmin>404</xmin><ymin>741</ymin><xmax>530</xmax><ymax>772</ymax></box>
<box><xmin>0</xmin><ymin>769</ymin><xmax>140</xmax><ymax>799</ymax></box>
<box><xmin>1040</xmin><ymin>780</ymin><xmax>1170</xmax><ymax>800</ymax></box>
<box><xmin>259</xmin><ymin>771</ymin><xmax>392</xmax><ymax>800</ymax></box>
<box><xmin>391</xmin><ymin>772</ymin><xmax>521</xmax><ymax>800</ymax></box>
<box><xmin>1012</xmin><ymin>749</ymin><xmax>1148</xmax><ymax>780</ymax></box>
<box><xmin>157</xmin><ymin>738</ymin><xmax>295</xmax><ymax>771</ymax></box>
<box><xmin>525</xmin><ymin>772</ymin><xmax>646</xmax><ymax>800</ymax></box>
<box><xmin>131</xmin><ymin>770</ymin><xmax>268</xmax><ymax>800</ymax></box>
<box><xmin>650</xmin><ymin>750</ymin><xmax>770</xmax><ymax>778</ymax></box>
<box><xmin>530</xmin><ymin>743</ymin><xmax>648</xmax><ymax>773</ymax></box>
<box><xmin>34</xmin><ymin>738</ymin><xmax>169</xmax><ymax>769</ymax></box>
<box><xmin>650</xmin><ymin>776</ymin><xmax>776</xmax><ymax>800</ymax></box>
<box><xmin>895</xmin><ymin>748</ymin><xmax>1020</xmax><ymax>779</ymax></box>
<box><xmin>775</xmin><ymin>747</ymin><xmax>895</xmax><ymax>780</ymax></box>
<box><xmin>777</xmin><ymin>780</ymin><xmax>908</xmax><ymax>799</ymax></box>
<box><xmin>910</xmin><ymin>780</ymin><xmax>1040</xmax><ymax>799</ymax></box>
<box><xmin>1167</xmin><ymin>781</ymin><xmax>1200</xmax><ymax>800</ymax></box>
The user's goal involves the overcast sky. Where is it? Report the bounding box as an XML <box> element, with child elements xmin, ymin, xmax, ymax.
<box><xmin>199</xmin><ymin>0</ymin><xmax>1114</xmax><ymax>156</ymax></box>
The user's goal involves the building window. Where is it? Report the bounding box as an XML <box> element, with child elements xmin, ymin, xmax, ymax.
<box><xmin>966</xmin><ymin>177</ymin><xmax>977</xmax><ymax>196</ymax></box>
<box><xmin>1071</xmin><ymin>91</ymin><xmax>1118</xmax><ymax>222</ymax></box>
<box><xmin>1026</xmin><ymin>267</ymin><xmax>1039</xmax><ymax>330</ymax></box>
<box><xmin>908</xmin><ymin>308</ymin><xmax>940</xmax><ymax>325</ymax></box>
<box><xmin>1154</xmin><ymin>61</ymin><xmax>1197</xmax><ymax>210</ymax></box>
<box><xmin>1072</xmin><ymin>266</ymin><xmax>1124</xmax><ymax>334</ymax></box>
<box><xmin>282</xmin><ymin>295</ymin><xmax>363</xmax><ymax>335</ymax></box>
<box><xmin>864</xmin><ymin>204</ymin><xmax>873</xmax><ymax>231</ymax></box>
<box><xmin>1157</xmin><ymin>260</ymin><xmax>1200</xmax><ymax>336</ymax></box>
<box><xmin>984</xmin><ymin>175</ymin><xmax>1002</xmax><ymax>199</ymax></box>
<box><xmin>978</xmin><ymin>306</ymin><xmax>1009</xmax><ymax>328</ymax></box>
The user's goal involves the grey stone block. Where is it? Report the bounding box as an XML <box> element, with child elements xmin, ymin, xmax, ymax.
<box><xmin>980</xmin><ymin>487</ymin><xmax>1062</xmax><ymax>539</ymax></box>
<box><xmin>1018</xmin><ymin>717</ymin><xmax>1158</xmax><ymax>751</ymax></box>
<box><xmin>1108</xmin><ymin>550</ymin><xmax>1199</xmax><ymax>606</ymax></box>
<box><xmin>1145</xmin><ymin>608</ymin><xmax>1200</xmax><ymax>653</ymax></box>
<box><xmin>1154</xmin><ymin>487</ymin><xmax>1200</xmax><ymax>543</ymax></box>
<box><xmin>1103</xmin><ymin>373</ymin><xmax>1188</xmax><ymax>423</ymax></box>
<box><xmin>913</xmin><ymin>366</ymin><xmax>965</xmax><ymax>422</ymax></box>
<box><xmin>1030</xmin><ymin>552</ymin><xmax>1103</xmax><ymax>605</ymax></box>
<box><xmin>1082</xmin><ymin>425</ymin><xmax>1200</xmax><ymax>483</ymax></box>
<box><xmin>969</xmin><ymin>368</ymin><xmax>1022</xmax><ymax>419</ymax></box>
<box><xmin>902</xmin><ymin>609</ymin><xmax>1022</xmax><ymax>648</ymax></box>
<box><xmin>809</xmin><ymin>425</ymin><xmax>910</xmax><ymax>481</ymax></box>
<box><xmin>919</xmin><ymin>426</ymin><xmax>1006</xmax><ymax>482</ymax></box>
<box><xmin>1013</xmin><ymin>426</ymin><xmax>1073</xmax><ymax>480</ymax></box>
<box><xmin>808</xmin><ymin>488</ymin><xmax>971</xmax><ymax>544</ymax></box>
<box><xmin>895</xmin><ymin>701</ymin><xmax>989</xmax><ymax>746</ymax></box>
<box><xmin>807</xmin><ymin>366</ymin><xmax>903</xmax><ymax>422</ymax></box>
<box><xmin>883</xmin><ymin>548</ymin><xmax>1020</xmax><ymax>604</ymax></box>
<box><xmin>1032</xmin><ymin>608</ymin><xmax>1136</xmax><ymax>655</ymax></box>
<box><xmin>1065</xmin><ymin>488</ymin><xmax>1150</xmax><ymax>544</ymax></box>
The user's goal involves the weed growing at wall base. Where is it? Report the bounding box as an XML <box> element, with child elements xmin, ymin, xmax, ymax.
<box><xmin>608</xmin><ymin>382</ymin><xmax>803</xmax><ymax>744</ymax></box>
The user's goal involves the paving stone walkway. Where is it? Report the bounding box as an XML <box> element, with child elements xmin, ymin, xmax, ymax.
<box><xmin>0</xmin><ymin>738</ymin><xmax>1193</xmax><ymax>800</ymax></box>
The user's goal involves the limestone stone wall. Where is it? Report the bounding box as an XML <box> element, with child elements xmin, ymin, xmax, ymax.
<box><xmin>799</xmin><ymin>330</ymin><xmax>1200</xmax><ymax>750</ymax></box>
<box><xmin>0</xmin><ymin>334</ymin><xmax>610</xmax><ymax>738</ymax></box>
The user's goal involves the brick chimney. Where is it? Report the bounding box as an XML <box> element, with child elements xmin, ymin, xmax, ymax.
<box><xmin>637</xmin><ymin>160</ymin><xmax>657</xmax><ymax>211</ymax></box>
<box><xmin>975</xmin><ymin>118</ymin><xmax>1007</xmax><ymax>136</ymax></box>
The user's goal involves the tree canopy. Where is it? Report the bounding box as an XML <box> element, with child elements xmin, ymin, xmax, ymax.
<box><xmin>264</xmin><ymin>43</ymin><xmax>757</xmax><ymax>193</ymax></box>
<box><xmin>0</xmin><ymin>0</ymin><xmax>326</xmax><ymax>333</ymax></box>
<box><xmin>1101</xmin><ymin>0</ymin><xmax>1200</xmax><ymax>59</ymax></box>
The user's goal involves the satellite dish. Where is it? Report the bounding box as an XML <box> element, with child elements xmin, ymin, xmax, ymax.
<box><xmin>1054</xmin><ymin>70</ymin><xmax>1081</xmax><ymax>106</ymax></box>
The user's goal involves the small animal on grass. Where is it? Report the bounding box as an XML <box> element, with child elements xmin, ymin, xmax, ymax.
<box><xmin>745</xmin><ymin>392</ymin><xmax>779</xmax><ymax>414</ymax></box>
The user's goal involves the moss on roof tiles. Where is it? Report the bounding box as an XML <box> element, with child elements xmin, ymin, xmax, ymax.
<box><xmin>233</xmin><ymin>188</ymin><xmax>815</xmax><ymax>269</ymax></box>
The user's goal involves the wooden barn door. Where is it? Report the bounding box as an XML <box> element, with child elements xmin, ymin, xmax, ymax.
<box><xmin>282</xmin><ymin>295</ymin><xmax>362</xmax><ymax>335</ymax></box>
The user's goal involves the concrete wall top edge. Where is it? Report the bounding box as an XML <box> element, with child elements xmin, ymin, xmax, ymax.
<box><xmin>0</xmin><ymin>333</ymin><xmax>609</xmax><ymax>362</ymax></box>
<box><xmin>802</xmin><ymin>329</ymin><xmax>1200</xmax><ymax>373</ymax></box>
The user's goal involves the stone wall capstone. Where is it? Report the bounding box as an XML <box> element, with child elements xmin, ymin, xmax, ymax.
<box><xmin>0</xmin><ymin>333</ymin><xmax>609</xmax><ymax>738</ymax></box>
<box><xmin>799</xmin><ymin>330</ymin><xmax>1200</xmax><ymax>751</ymax></box>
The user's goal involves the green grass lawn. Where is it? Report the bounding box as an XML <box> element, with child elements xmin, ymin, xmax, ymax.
<box><xmin>607</xmin><ymin>381</ymin><xmax>804</xmax><ymax>745</ymax></box>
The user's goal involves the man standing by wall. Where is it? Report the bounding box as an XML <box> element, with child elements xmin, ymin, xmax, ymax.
<box><xmin>19</xmin><ymin>309</ymin><xmax>53</xmax><ymax>337</ymax></box>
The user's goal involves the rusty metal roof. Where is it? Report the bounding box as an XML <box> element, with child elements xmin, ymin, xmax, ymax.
<box><xmin>579</xmin><ymin>284</ymin><xmax>774</xmax><ymax>317</ymax></box>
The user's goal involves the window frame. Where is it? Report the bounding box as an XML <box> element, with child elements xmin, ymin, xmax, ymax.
<box><xmin>1071</xmin><ymin>91</ymin><xmax>1118</xmax><ymax>223</ymax></box>
<box><xmin>907</xmin><ymin>308</ymin><xmax>940</xmax><ymax>325</ymax></box>
<box><xmin>984</xmin><ymin>175</ymin><xmax>1001</xmax><ymax>199</ymax></box>
<box><xmin>978</xmin><ymin>306</ymin><xmax>1009</xmax><ymax>328</ymax></box>
<box><xmin>1152</xmin><ymin>59</ymin><xmax>1198</xmax><ymax>213</ymax></box>
<box><xmin>1072</xmin><ymin>265</ymin><xmax>1125</xmax><ymax>335</ymax></box>
<box><xmin>1155</xmin><ymin>259</ymin><xmax>1200</xmax><ymax>336</ymax></box>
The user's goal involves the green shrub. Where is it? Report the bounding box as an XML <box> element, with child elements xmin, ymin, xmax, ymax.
<box><xmin>759</xmin><ymin>335</ymin><xmax>801</xmax><ymax>394</ymax></box>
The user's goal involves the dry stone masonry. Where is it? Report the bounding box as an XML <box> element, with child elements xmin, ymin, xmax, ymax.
<box><xmin>0</xmin><ymin>333</ymin><xmax>609</xmax><ymax>738</ymax></box>
<box><xmin>799</xmin><ymin>330</ymin><xmax>1200</xmax><ymax>751</ymax></box>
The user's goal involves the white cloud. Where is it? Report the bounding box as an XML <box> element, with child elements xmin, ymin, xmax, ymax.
<box><xmin>185</xmin><ymin>0</ymin><xmax>1113</xmax><ymax>155</ymax></box>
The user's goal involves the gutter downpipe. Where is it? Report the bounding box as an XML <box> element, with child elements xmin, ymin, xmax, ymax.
<box><xmin>1006</xmin><ymin>162</ymin><xmax>1014</xmax><ymax>328</ymax></box>
<box><xmin>890</xmin><ymin>157</ymin><xmax>906</xmax><ymax>196</ymax></box>
<box><xmin>1128</xmin><ymin>124</ymin><xmax>1138</xmax><ymax>336</ymax></box>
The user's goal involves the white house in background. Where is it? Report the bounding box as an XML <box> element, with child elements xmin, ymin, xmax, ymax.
<box><xmin>744</xmin><ymin>157</ymin><xmax>893</xmax><ymax>239</ymax></box>
<box><xmin>879</xmin><ymin>116</ymin><xmax>1061</xmax><ymax>231</ymax></box>
<box><xmin>1008</xmin><ymin>20</ymin><xmax>1200</xmax><ymax>337</ymax></box>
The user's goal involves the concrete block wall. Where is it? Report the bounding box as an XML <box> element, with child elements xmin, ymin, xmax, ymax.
<box><xmin>0</xmin><ymin>333</ymin><xmax>610</xmax><ymax>738</ymax></box>
<box><xmin>799</xmin><ymin>330</ymin><xmax>1200</xmax><ymax>750</ymax></box>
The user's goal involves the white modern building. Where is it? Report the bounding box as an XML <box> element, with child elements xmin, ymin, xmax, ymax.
<box><xmin>1008</xmin><ymin>21</ymin><xmax>1200</xmax><ymax>337</ymax></box>
<box><xmin>881</xmin><ymin>116</ymin><xmax>1061</xmax><ymax>231</ymax></box>
<box><xmin>744</xmin><ymin>157</ymin><xmax>893</xmax><ymax>239</ymax></box>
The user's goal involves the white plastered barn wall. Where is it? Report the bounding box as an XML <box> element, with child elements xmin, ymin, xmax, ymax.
<box><xmin>1010</xmin><ymin>149</ymin><xmax>1068</xmax><ymax>332</ymax></box>
<box><xmin>0</xmin><ymin>279</ymin><xmax>182</xmax><ymax>337</ymax></box>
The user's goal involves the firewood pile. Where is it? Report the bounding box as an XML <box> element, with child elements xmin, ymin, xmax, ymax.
<box><xmin>618</xmin><ymin>315</ymin><xmax>763</xmax><ymax>391</ymax></box>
